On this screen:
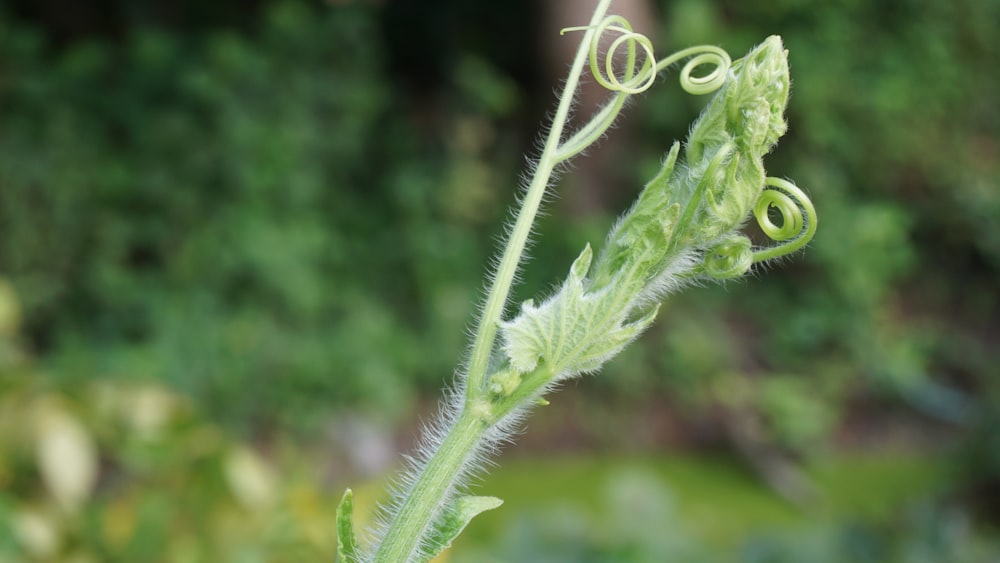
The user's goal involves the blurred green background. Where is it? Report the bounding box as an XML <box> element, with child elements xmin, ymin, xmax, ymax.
<box><xmin>0</xmin><ymin>0</ymin><xmax>998</xmax><ymax>560</ymax></box>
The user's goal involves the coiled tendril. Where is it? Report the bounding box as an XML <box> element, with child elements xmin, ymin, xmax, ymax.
<box><xmin>555</xmin><ymin>17</ymin><xmax>731</xmax><ymax>161</ymax></box>
<box><xmin>562</xmin><ymin>17</ymin><xmax>730</xmax><ymax>97</ymax></box>
<box><xmin>701</xmin><ymin>177</ymin><xmax>817</xmax><ymax>279</ymax></box>
<box><xmin>752</xmin><ymin>177</ymin><xmax>818</xmax><ymax>263</ymax></box>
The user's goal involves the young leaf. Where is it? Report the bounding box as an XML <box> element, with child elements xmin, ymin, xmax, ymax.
<box><xmin>419</xmin><ymin>495</ymin><xmax>503</xmax><ymax>562</ymax></box>
<box><xmin>337</xmin><ymin>489</ymin><xmax>361</xmax><ymax>563</ymax></box>
<box><xmin>501</xmin><ymin>243</ymin><xmax>659</xmax><ymax>379</ymax></box>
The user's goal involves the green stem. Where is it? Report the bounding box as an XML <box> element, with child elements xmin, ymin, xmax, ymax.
<box><xmin>464</xmin><ymin>0</ymin><xmax>614</xmax><ymax>400</ymax></box>
<box><xmin>554</xmin><ymin>94</ymin><xmax>628</xmax><ymax>162</ymax></box>
<box><xmin>371</xmin><ymin>2</ymin><xmax>614</xmax><ymax>558</ymax></box>
<box><xmin>372</xmin><ymin>411</ymin><xmax>488</xmax><ymax>563</ymax></box>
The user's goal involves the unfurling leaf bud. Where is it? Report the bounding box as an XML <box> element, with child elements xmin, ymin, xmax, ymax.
<box><xmin>499</xmin><ymin>36</ymin><xmax>811</xmax><ymax>383</ymax></box>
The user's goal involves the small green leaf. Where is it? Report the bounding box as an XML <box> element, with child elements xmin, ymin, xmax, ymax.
<box><xmin>569</xmin><ymin>243</ymin><xmax>593</xmax><ymax>280</ymax></box>
<box><xmin>420</xmin><ymin>495</ymin><xmax>503</xmax><ymax>562</ymax></box>
<box><xmin>501</xmin><ymin>245</ymin><xmax>657</xmax><ymax>378</ymax></box>
<box><xmin>337</xmin><ymin>488</ymin><xmax>361</xmax><ymax>563</ymax></box>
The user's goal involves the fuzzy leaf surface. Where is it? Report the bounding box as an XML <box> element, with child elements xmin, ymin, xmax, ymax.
<box><xmin>501</xmin><ymin>244</ymin><xmax>658</xmax><ymax>379</ymax></box>
<box><xmin>420</xmin><ymin>495</ymin><xmax>503</xmax><ymax>562</ymax></box>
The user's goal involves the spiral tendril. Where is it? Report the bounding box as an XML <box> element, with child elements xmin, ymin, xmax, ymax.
<box><xmin>556</xmin><ymin>18</ymin><xmax>731</xmax><ymax>162</ymax></box>
<box><xmin>562</xmin><ymin>18</ymin><xmax>731</xmax><ymax>97</ymax></box>
<box><xmin>751</xmin><ymin>177</ymin><xmax>818</xmax><ymax>263</ymax></box>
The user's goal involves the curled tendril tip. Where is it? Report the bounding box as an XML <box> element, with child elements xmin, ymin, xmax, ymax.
<box><xmin>553</xmin><ymin>14</ymin><xmax>732</xmax><ymax>162</ymax></box>
<box><xmin>752</xmin><ymin>177</ymin><xmax>818</xmax><ymax>263</ymax></box>
<box><xmin>561</xmin><ymin>16</ymin><xmax>731</xmax><ymax>97</ymax></box>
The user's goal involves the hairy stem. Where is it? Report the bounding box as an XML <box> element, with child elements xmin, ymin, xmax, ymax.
<box><xmin>358</xmin><ymin>7</ymin><xmax>811</xmax><ymax>563</ymax></box>
<box><xmin>372</xmin><ymin>411</ymin><xmax>487</xmax><ymax>562</ymax></box>
<box><xmin>371</xmin><ymin>5</ymin><xmax>614</xmax><ymax>559</ymax></box>
<box><xmin>464</xmin><ymin>0</ymin><xmax>614</xmax><ymax>399</ymax></box>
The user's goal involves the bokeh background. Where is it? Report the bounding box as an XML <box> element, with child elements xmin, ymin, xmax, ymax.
<box><xmin>1</xmin><ymin>0</ymin><xmax>998</xmax><ymax>560</ymax></box>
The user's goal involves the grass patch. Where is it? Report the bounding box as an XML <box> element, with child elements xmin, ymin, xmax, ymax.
<box><xmin>454</xmin><ymin>451</ymin><xmax>945</xmax><ymax>551</ymax></box>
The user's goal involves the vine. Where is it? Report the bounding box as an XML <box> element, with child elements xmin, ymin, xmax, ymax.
<box><xmin>337</xmin><ymin>2</ymin><xmax>816</xmax><ymax>561</ymax></box>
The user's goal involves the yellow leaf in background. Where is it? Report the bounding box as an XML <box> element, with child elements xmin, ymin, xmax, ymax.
<box><xmin>35</xmin><ymin>407</ymin><xmax>98</xmax><ymax>512</ymax></box>
<box><xmin>12</xmin><ymin>507</ymin><xmax>60</xmax><ymax>558</ymax></box>
<box><xmin>288</xmin><ymin>484</ymin><xmax>336</xmax><ymax>548</ymax></box>
<box><xmin>224</xmin><ymin>447</ymin><xmax>276</xmax><ymax>510</ymax></box>
<box><xmin>101</xmin><ymin>497</ymin><xmax>137</xmax><ymax>549</ymax></box>
<box><xmin>0</xmin><ymin>277</ymin><xmax>22</xmax><ymax>337</ymax></box>
<box><xmin>125</xmin><ymin>385</ymin><xmax>178</xmax><ymax>440</ymax></box>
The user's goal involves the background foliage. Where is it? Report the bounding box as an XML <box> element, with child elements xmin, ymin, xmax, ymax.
<box><xmin>0</xmin><ymin>0</ymin><xmax>998</xmax><ymax>559</ymax></box>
